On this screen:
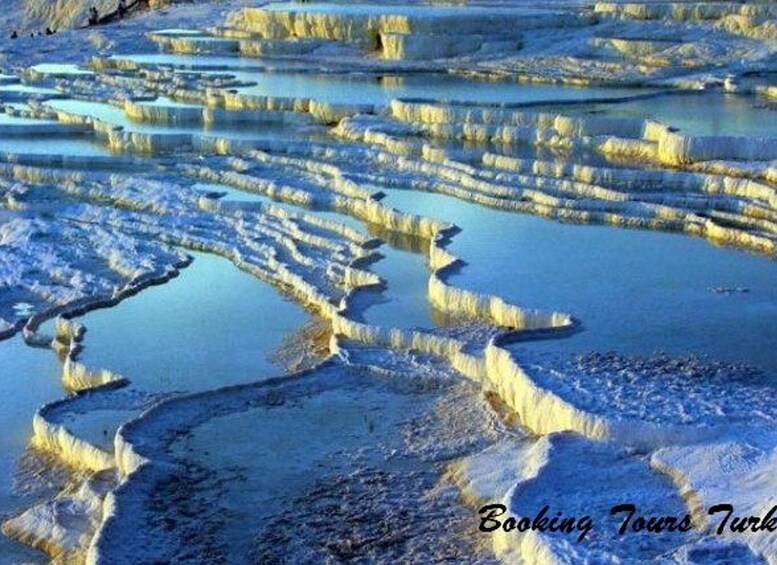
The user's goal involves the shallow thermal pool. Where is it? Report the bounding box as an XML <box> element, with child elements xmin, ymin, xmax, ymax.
<box><xmin>0</xmin><ymin>136</ymin><xmax>111</xmax><ymax>156</ymax></box>
<box><xmin>116</xmin><ymin>360</ymin><xmax>491</xmax><ymax>563</ymax></box>
<box><xmin>109</xmin><ymin>53</ymin><xmax>314</xmax><ymax>70</ymax></box>
<box><xmin>360</xmin><ymin>234</ymin><xmax>438</xmax><ymax>330</ymax></box>
<box><xmin>73</xmin><ymin>251</ymin><xmax>309</xmax><ymax>394</ymax></box>
<box><xmin>570</xmin><ymin>91</ymin><xmax>777</xmax><ymax>137</ymax></box>
<box><xmin>229</xmin><ymin>71</ymin><xmax>654</xmax><ymax>106</ymax></box>
<box><xmin>380</xmin><ymin>188</ymin><xmax>777</xmax><ymax>377</ymax></box>
<box><xmin>0</xmin><ymin>106</ymin><xmax>110</xmax><ymax>156</ymax></box>
<box><xmin>0</xmin><ymin>338</ymin><xmax>61</xmax><ymax>564</ymax></box>
<box><xmin>0</xmin><ymin>84</ymin><xmax>60</xmax><ymax>96</ymax></box>
<box><xmin>0</xmin><ymin>251</ymin><xmax>310</xmax><ymax>560</ymax></box>
<box><xmin>167</xmin><ymin>379</ymin><xmax>428</xmax><ymax>562</ymax></box>
<box><xmin>44</xmin><ymin>98</ymin><xmax>318</xmax><ymax>142</ymax></box>
<box><xmin>0</xmin><ymin>112</ymin><xmax>57</xmax><ymax>125</ymax></box>
<box><xmin>109</xmin><ymin>53</ymin><xmax>655</xmax><ymax>105</ymax></box>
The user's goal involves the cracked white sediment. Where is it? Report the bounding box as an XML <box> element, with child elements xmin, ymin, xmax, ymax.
<box><xmin>2</xmin><ymin>469</ymin><xmax>116</xmax><ymax>562</ymax></box>
<box><xmin>650</xmin><ymin>431</ymin><xmax>777</xmax><ymax>562</ymax></box>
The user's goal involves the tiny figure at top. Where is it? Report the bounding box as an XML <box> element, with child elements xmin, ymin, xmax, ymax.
<box><xmin>118</xmin><ymin>0</ymin><xmax>127</xmax><ymax>19</ymax></box>
<box><xmin>88</xmin><ymin>6</ymin><xmax>100</xmax><ymax>26</ymax></box>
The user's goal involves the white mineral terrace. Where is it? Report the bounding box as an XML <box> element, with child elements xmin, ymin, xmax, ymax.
<box><xmin>0</xmin><ymin>0</ymin><xmax>776</xmax><ymax>563</ymax></box>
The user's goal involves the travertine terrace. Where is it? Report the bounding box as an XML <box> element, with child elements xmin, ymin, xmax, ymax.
<box><xmin>0</xmin><ymin>0</ymin><xmax>776</xmax><ymax>563</ymax></box>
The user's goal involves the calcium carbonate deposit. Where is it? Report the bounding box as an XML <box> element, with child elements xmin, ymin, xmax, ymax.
<box><xmin>0</xmin><ymin>0</ymin><xmax>775</xmax><ymax>563</ymax></box>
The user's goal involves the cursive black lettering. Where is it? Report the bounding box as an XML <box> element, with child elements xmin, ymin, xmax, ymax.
<box><xmin>678</xmin><ymin>513</ymin><xmax>694</xmax><ymax>532</ymax></box>
<box><xmin>478</xmin><ymin>504</ymin><xmax>506</xmax><ymax>533</ymax></box>
<box><xmin>610</xmin><ymin>503</ymin><xmax>637</xmax><ymax>535</ymax></box>
<box><xmin>708</xmin><ymin>504</ymin><xmax>777</xmax><ymax>535</ymax></box>
<box><xmin>577</xmin><ymin>516</ymin><xmax>594</xmax><ymax>542</ymax></box>
<box><xmin>533</xmin><ymin>505</ymin><xmax>550</xmax><ymax>531</ymax></box>
<box><xmin>708</xmin><ymin>504</ymin><xmax>734</xmax><ymax>535</ymax></box>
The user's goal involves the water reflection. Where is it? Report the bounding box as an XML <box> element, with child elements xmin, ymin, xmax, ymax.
<box><xmin>381</xmin><ymin>187</ymin><xmax>777</xmax><ymax>375</ymax></box>
<box><xmin>74</xmin><ymin>252</ymin><xmax>309</xmax><ymax>393</ymax></box>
